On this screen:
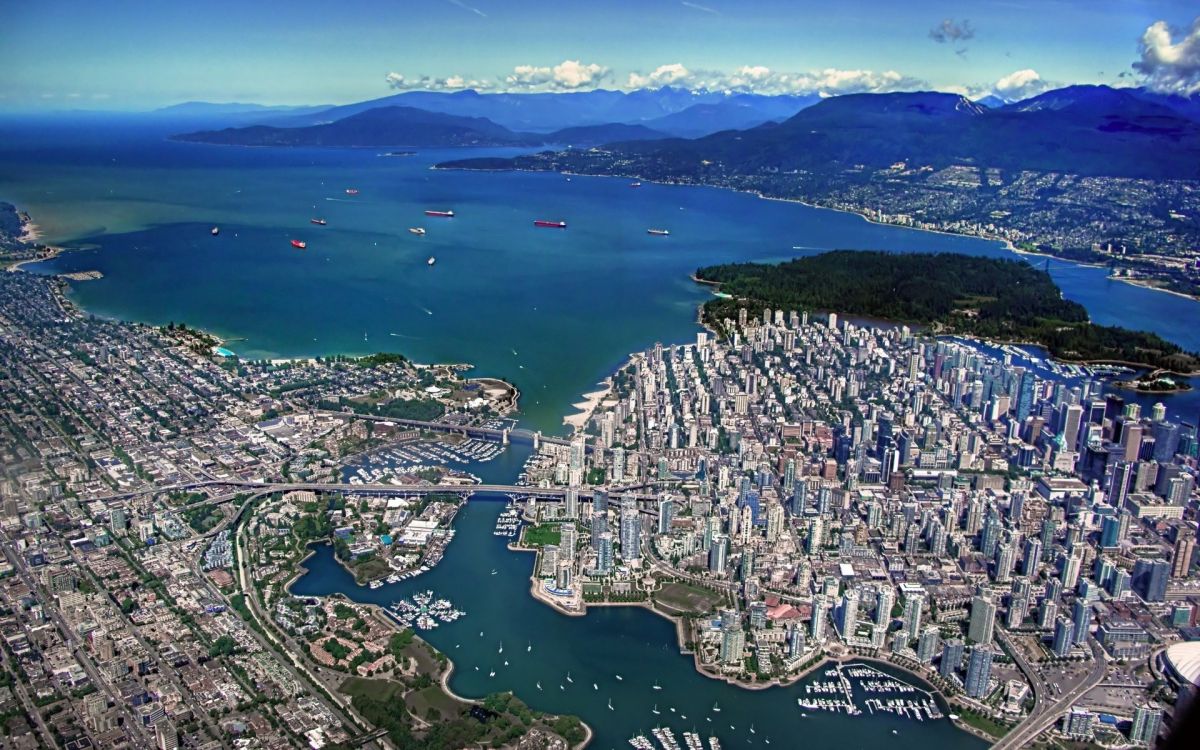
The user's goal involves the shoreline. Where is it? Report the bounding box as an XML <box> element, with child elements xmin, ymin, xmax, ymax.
<box><xmin>444</xmin><ymin>163</ymin><xmax>1200</xmax><ymax>304</ymax></box>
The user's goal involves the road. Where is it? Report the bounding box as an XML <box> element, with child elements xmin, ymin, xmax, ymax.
<box><xmin>992</xmin><ymin>638</ymin><xmax>1107</xmax><ymax>750</ymax></box>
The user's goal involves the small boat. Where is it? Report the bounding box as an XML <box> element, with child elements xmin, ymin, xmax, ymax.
<box><xmin>653</xmin><ymin>681</ymin><xmax>662</xmax><ymax>690</ymax></box>
<box><xmin>290</xmin><ymin>240</ymin><xmax>306</xmax><ymax>249</ymax></box>
<box><xmin>425</xmin><ymin>209</ymin><xmax>454</xmax><ymax>217</ymax></box>
<box><xmin>527</xmin><ymin>642</ymin><xmax>532</xmax><ymax>652</ymax></box>
<box><xmin>566</xmin><ymin>673</ymin><xmax>573</xmax><ymax>683</ymax></box>
<box><xmin>490</xmin><ymin>569</ymin><xmax>497</xmax><ymax>575</ymax></box>
<box><xmin>498</xmin><ymin>642</ymin><xmax>503</xmax><ymax>654</ymax></box>
<box><xmin>345</xmin><ymin>188</ymin><xmax>359</xmax><ymax>195</ymax></box>
<box><xmin>749</xmin><ymin>726</ymin><xmax>756</xmax><ymax>735</ymax></box>
<box><xmin>593</xmin><ymin>683</ymin><xmax>599</xmax><ymax>690</ymax></box>
<box><xmin>891</xmin><ymin>730</ymin><xmax>898</xmax><ymax>736</ymax></box>
<box><xmin>536</xmin><ymin>682</ymin><xmax>542</xmax><ymax>691</ymax></box>
<box><xmin>210</xmin><ymin>227</ymin><xmax>219</xmax><ymax>236</ymax></box>
<box><xmin>630</xmin><ymin>182</ymin><xmax>642</xmax><ymax>188</ymax></box>
<box><xmin>409</xmin><ymin>227</ymin><xmax>426</xmax><ymax>236</ymax></box>
<box><xmin>427</xmin><ymin>257</ymin><xmax>436</xmax><ymax>266</ymax></box>
<box><xmin>533</xmin><ymin>219</ymin><xmax>567</xmax><ymax>228</ymax></box>
<box><xmin>652</xmin><ymin>705</ymin><xmax>661</xmax><ymax>715</ymax></box>
<box><xmin>615</xmin><ymin>674</ymin><xmax>622</xmax><ymax>681</ymax></box>
<box><xmin>488</xmin><ymin>670</ymin><xmax>495</xmax><ymax>677</ymax></box>
<box><xmin>474</xmin><ymin>666</ymin><xmax>479</xmax><ymax>671</ymax></box>
<box><xmin>503</xmin><ymin>660</ymin><xmax>509</xmax><ymax>666</ymax></box>
<box><xmin>560</xmin><ymin>685</ymin><xmax>565</xmax><ymax>691</ymax></box>
<box><xmin>647</xmin><ymin>228</ymin><xmax>670</xmax><ymax>236</ymax></box>
<box><xmin>608</xmin><ymin>699</ymin><xmax>614</xmax><ymax>711</ymax></box>
<box><xmin>669</xmin><ymin>707</ymin><xmax>676</xmax><ymax>713</ymax></box>
<box><xmin>713</xmin><ymin>703</ymin><xmax>721</xmax><ymax>713</ymax></box>
<box><xmin>310</xmin><ymin>218</ymin><xmax>327</xmax><ymax>225</ymax></box>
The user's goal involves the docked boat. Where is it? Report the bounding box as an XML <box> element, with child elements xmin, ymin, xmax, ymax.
<box><xmin>368</xmin><ymin>580</ymin><xmax>383</xmax><ymax>589</ymax></box>
<box><xmin>409</xmin><ymin>227</ymin><xmax>426</xmax><ymax>236</ymax></box>
<box><xmin>310</xmin><ymin>218</ymin><xmax>327</xmax><ymax>225</ymax></box>
<box><xmin>290</xmin><ymin>239</ymin><xmax>306</xmax><ymax>249</ymax></box>
<box><xmin>210</xmin><ymin>227</ymin><xmax>219</xmax><ymax>236</ymax></box>
<box><xmin>647</xmin><ymin>228</ymin><xmax>670</xmax><ymax>236</ymax></box>
<box><xmin>345</xmin><ymin>188</ymin><xmax>359</xmax><ymax>195</ymax></box>
<box><xmin>533</xmin><ymin>219</ymin><xmax>567</xmax><ymax>228</ymax></box>
<box><xmin>425</xmin><ymin>209</ymin><xmax>455</xmax><ymax>217</ymax></box>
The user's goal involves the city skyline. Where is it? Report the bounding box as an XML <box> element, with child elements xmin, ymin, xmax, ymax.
<box><xmin>2</xmin><ymin>0</ymin><xmax>1199</xmax><ymax>110</ymax></box>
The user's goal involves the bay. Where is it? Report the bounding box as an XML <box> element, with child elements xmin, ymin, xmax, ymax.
<box><xmin>4</xmin><ymin>115</ymin><xmax>1198</xmax><ymax>433</ymax></box>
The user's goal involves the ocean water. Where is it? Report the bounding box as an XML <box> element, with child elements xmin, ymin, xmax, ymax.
<box><xmin>6</xmin><ymin>115</ymin><xmax>1198</xmax><ymax>433</ymax></box>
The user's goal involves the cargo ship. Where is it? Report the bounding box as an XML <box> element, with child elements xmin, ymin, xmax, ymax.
<box><xmin>425</xmin><ymin>209</ymin><xmax>454</xmax><ymax>218</ymax></box>
<box><xmin>647</xmin><ymin>228</ymin><xmax>669</xmax><ymax>236</ymax></box>
<box><xmin>310</xmin><ymin>218</ymin><xmax>327</xmax><ymax>226</ymax></box>
<box><xmin>409</xmin><ymin>227</ymin><xmax>426</xmax><ymax>236</ymax></box>
<box><xmin>345</xmin><ymin>188</ymin><xmax>359</xmax><ymax>196</ymax></box>
<box><xmin>534</xmin><ymin>220</ymin><xmax>567</xmax><ymax>229</ymax></box>
<box><xmin>290</xmin><ymin>239</ymin><xmax>306</xmax><ymax>249</ymax></box>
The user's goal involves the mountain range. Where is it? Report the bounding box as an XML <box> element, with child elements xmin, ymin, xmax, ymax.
<box><xmin>174</xmin><ymin>106</ymin><xmax>670</xmax><ymax>148</ymax></box>
<box><xmin>438</xmin><ymin>85</ymin><xmax>1200</xmax><ymax>180</ymax></box>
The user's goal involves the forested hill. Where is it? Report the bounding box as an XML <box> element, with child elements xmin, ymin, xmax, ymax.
<box><xmin>695</xmin><ymin>251</ymin><xmax>1200</xmax><ymax>373</ymax></box>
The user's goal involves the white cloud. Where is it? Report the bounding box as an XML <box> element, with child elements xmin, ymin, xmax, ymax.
<box><xmin>1133</xmin><ymin>17</ymin><xmax>1200</xmax><ymax>95</ymax></box>
<box><xmin>384</xmin><ymin>72</ymin><xmax>492</xmax><ymax>91</ymax></box>
<box><xmin>680</xmin><ymin>1</ymin><xmax>719</xmax><ymax>14</ymax></box>
<box><xmin>506</xmin><ymin>60</ymin><xmax>610</xmax><ymax>90</ymax></box>
<box><xmin>627</xmin><ymin>63</ymin><xmax>691</xmax><ymax>89</ymax></box>
<box><xmin>446</xmin><ymin>0</ymin><xmax>486</xmax><ymax>18</ymax></box>
<box><xmin>664</xmin><ymin>66</ymin><xmax>922</xmax><ymax>95</ymax></box>
<box><xmin>992</xmin><ymin>68</ymin><xmax>1051</xmax><ymax>101</ymax></box>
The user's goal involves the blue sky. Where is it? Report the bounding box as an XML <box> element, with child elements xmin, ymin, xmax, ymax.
<box><xmin>2</xmin><ymin>0</ymin><xmax>1198</xmax><ymax>110</ymax></box>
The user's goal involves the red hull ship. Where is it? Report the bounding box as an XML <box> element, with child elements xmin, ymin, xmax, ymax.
<box><xmin>533</xmin><ymin>220</ymin><xmax>567</xmax><ymax>228</ymax></box>
<box><xmin>424</xmin><ymin>209</ymin><xmax>455</xmax><ymax>217</ymax></box>
<box><xmin>290</xmin><ymin>239</ymin><xmax>306</xmax><ymax>249</ymax></box>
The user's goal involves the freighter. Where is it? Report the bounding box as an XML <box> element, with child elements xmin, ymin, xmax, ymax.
<box><xmin>345</xmin><ymin>188</ymin><xmax>359</xmax><ymax>195</ymax></box>
<box><xmin>424</xmin><ymin>209</ymin><xmax>455</xmax><ymax>217</ymax></box>
<box><xmin>647</xmin><ymin>228</ymin><xmax>669</xmax><ymax>236</ymax></box>
<box><xmin>310</xmin><ymin>218</ymin><xmax>326</xmax><ymax>225</ymax></box>
<box><xmin>533</xmin><ymin>220</ymin><xmax>567</xmax><ymax>228</ymax></box>
<box><xmin>290</xmin><ymin>239</ymin><xmax>306</xmax><ymax>249</ymax></box>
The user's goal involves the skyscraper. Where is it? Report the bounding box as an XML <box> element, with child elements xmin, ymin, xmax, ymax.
<box><xmin>1129</xmin><ymin>704</ymin><xmax>1163</xmax><ymax>746</ymax></box>
<box><xmin>939</xmin><ymin>638</ymin><xmax>965</xmax><ymax>678</ymax></box>
<box><xmin>964</xmin><ymin>646</ymin><xmax>993</xmax><ymax>698</ymax></box>
<box><xmin>618</xmin><ymin>495</ymin><xmax>640</xmax><ymax>560</ymax></box>
<box><xmin>596</xmin><ymin>532</ymin><xmax>614</xmax><ymax>574</ymax></box>
<box><xmin>1071</xmin><ymin>599</ymin><xmax>1090</xmax><ymax>645</ymax></box>
<box><xmin>903</xmin><ymin>594</ymin><xmax>923</xmax><ymax>642</ymax></box>
<box><xmin>1172</xmin><ymin>532</ymin><xmax>1195</xmax><ymax>579</ymax></box>
<box><xmin>917</xmin><ymin>625</ymin><xmax>940</xmax><ymax>663</ymax></box>
<box><xmin>657</xmin><ymin>496</ymin><xmax>674</xmax><ymax>535</ymax></box>
<box><xmin>968</xmin><ymin>594</ymin><xmax>997</xmax><ymax>644</ymax></box>
<box><xmin>1132</xmin><ymin>558</ymin><xmax>1170</xmax><ymax>603</ymax></box>
<box><xmin>1053</xmin><ymin>616</ymin><xmax>1074</xmax><ymax>657</ymax></box>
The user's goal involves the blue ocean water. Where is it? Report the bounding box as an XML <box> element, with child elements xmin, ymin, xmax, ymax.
<box><xmin>3</xmin><ymin>113</ymin><xmax>1197</xmax><ymax>432</ymax></box>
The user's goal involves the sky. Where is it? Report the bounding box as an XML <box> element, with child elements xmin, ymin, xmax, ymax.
<box><xmin>1</xmin><ymin>0</ymin><xmax>1198</xmax><ymax>111</ymax></box>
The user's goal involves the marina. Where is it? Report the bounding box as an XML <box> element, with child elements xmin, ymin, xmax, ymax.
<box><xmin>385</xmin><ymin>589</ymin><xmax>465</xmax><ymax>631</ymax></box>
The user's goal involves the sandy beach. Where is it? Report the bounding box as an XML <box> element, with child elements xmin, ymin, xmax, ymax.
<box><xmin>562</xmin><ymin>382</ymin><xmax>613</xmax><ymax>431</ymax></box>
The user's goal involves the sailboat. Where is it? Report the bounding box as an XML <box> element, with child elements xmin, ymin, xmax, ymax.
<box><xmin>504</xmin><ymin>660</ymin><xmax>509</xmax><ymax>666</ymax></box>
<box><xmin>713</xmin><ymin>703</ymin><xmax>721</xmax><ymax>712</ymax></box>
<box><xmin>608</xmin><ymin>699</ymin><xmax>614</xmax><ymax>711</ymax></box>
<box><xmin>527</xmin><ymin>641</ymin><xmax>532</xmax><ymax>653</ymax></box>
<box><xmin>750</xmin><ymin>725</ymin><xmax>756</xmax><ymax>735</ymax></box>
<box><xmin>653</xmin><ymin>680</ymin><xmax>662</xmax><ymax>690</ymax></box>
<box><xmin>615</xmin><ymin>674</ymin><xmax>623</xmax><ymax>681</ymax></box>
<box><xmin>669</xmin><ymin>707</ymin><xmax>676</xmax><ymax>713</ymax></box>
<box><xmin>488</xmin><ymin>670</ymin><xmax>496</xmax><ymax>677</ymax></box>
<box><xmin>498</xmin><ymin>641</ymin><xmax>503</xmax><ymax>654</ymax></box>
<box><xmin>593</xmin><ymin>683</ymin><xmax>598</xmax><ymax>691</ymax></box>
<box><xmin>560</xmin><ymin>684</ymin><xmax>565</xmax><ymax>691</ymax></box>
<box><xmin>536</xmin><ymin>682</ymin><xmax>542</xmax><ymax>691</ymax></box>
<box><xmin>566</xmin><ymin>673</ymin><xmax>574</xmax><ymax>683</ymax></box>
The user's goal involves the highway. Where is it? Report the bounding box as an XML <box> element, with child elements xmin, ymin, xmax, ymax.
<box><xmin>992</xmin><ymin>638</ymin><xmax>1107</xmax><ymax>750</ymax></box>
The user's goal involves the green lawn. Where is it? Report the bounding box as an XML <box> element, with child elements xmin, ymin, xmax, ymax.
<box><xmin>408</xmin><ymin>684</ymin><xmax>465</xmax><ymax>720</ymax></box>
<box><xmin>655</xmin><ymin>582</ymin><xmax>724</xmax><ymax>614</ymax></box>
<box><xmin>338</xmin><ymin>676</ymin><xmax>405</xmax><ymax>704</ymax></box>
<box><xmin>522</xmin><ymin>523</ymin><xmax>561</xmax><ymax>547</ymax></box>
<box><xmin>957</xmin><ymin>711</ymin><xmax>1011</xmax><ymax>739</ymax></box>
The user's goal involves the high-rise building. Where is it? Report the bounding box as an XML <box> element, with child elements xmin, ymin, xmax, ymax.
<box><xmin>720</xmin><ymin>609</ymin><xmax>744</xmax><ymax>666</ymax></box>
<box><xmin>564</xmin><ymin>487</ymin><xmax>578</xmax><ymax>519</ymax></box>
<box><xmin>876</xmin><ymin>587</ymin><xmax>894</xmax><ymax>629</ymax></box>
<box><xmin>708</xmin><ymin>535</ymin><xmax>727</xmax><ymax>574</ymax></box>
<box><xmin>590</xmin><ymin>489</ymin><xmax>608</xmax><ymax>551</ymax></box>
<box><xmin>968</xmin><ymin>594</ymin><xmax>997</xmax><ymax>644</ymax></box>
<box><xmin>940</xmin><ymin>638</ymin><xmax>965</xmax><ymax>678</ymax></box>
<box><xmin>1053</xmin><ymin>616</ymin><xmax>1074</xmax><ymax>657</ymax></box>
<box><xmin>1172</xmin><ymin>532</ymin><xmax>1195</xmax><ymax>579</ymax></box>
<box><xmin>1063</xmin><ymin>707</ymin><xmax>1095</xmax><ymax>739</ymax></box>
<box><xmin>836</xmin><ymin>588</ymin><xmax>860</xmax><ymax>639</ymax></box>
<box><xmin>916</xmin><ymin>625</ymin><xmax>940</xmax><ymax>663</ymax></box>
<box><xmin>657</xmin><ymin>496</ymin><xmax>675</xmax><ymax>535</ymax></box>
<box><xmin>810</xmin><ymin>594</ymin><xmax>828</xmax><ymax>642</ymax></box>
<box><xmin>596</xmin><ymin>532</ymin><xmax>614</xmax><ymax>574</ymax></box>
<box><xmin>964</xmin><ymin>646</ymin><xmax>993</xmax><ymax>698</ymax></box>
<box><xmin>155</xmin><ymin>719</ymin><xmax>178</xmax><ymax>750</ymax></box>
<box><xmin>618</xmin><ymin>496</ymin><xmax>641</xmax><ymax>560</ymax></box>
<box><xmin>1132</xmin><ymin>558</ymin><xmax>1170</xmax><ymax>603</ymax></box>
<box><xmin>1129</xmin><ymin>703</ymin><xmax>1163</xmax><ymax>746</ymax></box>
<box><xmin>903</xmin><ymin>594</ymin><xmax>923</xmax><ymax>642</ymax></box>
<box><xmin>1071</xmin><ymin>599</ymin><xmax>1091</xmax><ymax>645</ymax></box>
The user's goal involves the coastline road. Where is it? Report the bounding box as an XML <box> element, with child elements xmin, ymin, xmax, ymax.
<box><xmin>992</xmin><ymin>638</ymin><xmax>1106</xmax><ymax>750</ymax></box>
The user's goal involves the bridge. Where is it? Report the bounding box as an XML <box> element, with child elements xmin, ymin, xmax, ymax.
<box><xmin>313</xmin><ymin>411</ymin><xmax>585</xmax><ymax>451</ymax></box>
<box><xmin>92</xmin><ymin>479</ymin><xmax>663</xmax><ymax>512</ymax></box>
